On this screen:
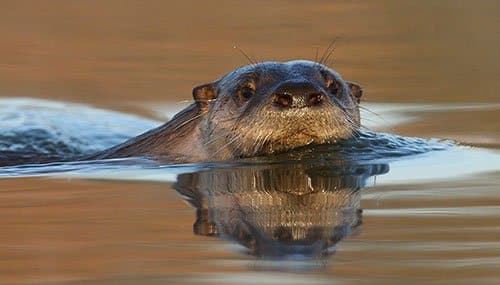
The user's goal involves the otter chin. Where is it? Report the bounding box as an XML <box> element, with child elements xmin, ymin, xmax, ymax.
<box><xmin>94</xmin><ymin>60</ymin><xmax>363</xmax><ymax>162</ymax></box>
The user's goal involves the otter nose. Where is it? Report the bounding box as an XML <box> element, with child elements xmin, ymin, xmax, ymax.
<box><xmin>273</xmin><ymin>81</ymin><xmax>325</xmax><ymax>108</ymax></box>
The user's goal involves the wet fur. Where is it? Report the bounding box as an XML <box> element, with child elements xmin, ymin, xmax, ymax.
<box><xmin>93</xmin><ymin>103</ymin><xmax>207</xmax><ymax>162</ymax></box>
<box><xmin>96</xmin><ymin>60</ymin><xmax>362</xmax><ymax>162</ymax></box>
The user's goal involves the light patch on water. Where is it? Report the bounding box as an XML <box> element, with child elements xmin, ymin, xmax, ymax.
<box><xmin>372</xmin><ymin>147</ymin><xmax>500</xmax><ymax>185</ymax></box>
<box><xmin>342</xmin><ymin>241</ymin><xmax>500</xmax><ymax>252</ymax></box>
<box><xmin>367</xmin><ymin>205</ymin><xmax>500</xmax><ymax>217</ymax></box>
<box><xmin>0</xmin><ymin>97</ymin><xmax>160</xmax><ymax>155</ymax></box>
<box><xmin>143</xmin><ymin>101</ymin><xmax>191</xmax><ymax>120</ymax></box>
<box><xmin>184</xmin><ymin>272</ymin><xmax>335</xmax><ymax>285</ymax></box>
<box><xmin>363</xmin><ymin>182</ymin><xmax>499</xmax><ymax>201</ymax></box>
<box><xmin>361</xmin><ymin>102</ymin><xmax>500</xmax><ymax>131</ymax></box>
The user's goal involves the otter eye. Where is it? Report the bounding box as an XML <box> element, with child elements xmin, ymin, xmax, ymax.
<box><xmin>240</xmin><ymin>86</ymin><xmax>255</xmax><ymax>99</ymax></box>
<box><xmin>320</xmin><ymin>69</ymin><xmax>339</xmax><ymax>95</ymax></box>
<box><xmin>327</xmin><ymin>79</ymin><xmax>339</xmax><ymax>95</ymax></box>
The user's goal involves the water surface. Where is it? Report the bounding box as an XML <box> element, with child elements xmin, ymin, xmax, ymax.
<box><xmin>0</xmin><ymin>1</ymin><xmax>499</xmax><ymax>284</ymax></box>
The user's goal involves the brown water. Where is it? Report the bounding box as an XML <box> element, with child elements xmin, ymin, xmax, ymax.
<box><xmin>1</xmin><ymin>1</ymin><xmax>499</xmax><ymax>284</ymax></box>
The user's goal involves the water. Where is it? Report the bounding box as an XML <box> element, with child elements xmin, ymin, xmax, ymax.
<box><xmin>1</xmin><ymin>1</ymin><xmax>499</xmax><ymax>284</ymax></box>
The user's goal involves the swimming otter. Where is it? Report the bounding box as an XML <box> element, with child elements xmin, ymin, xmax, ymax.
<box><xmin>95</xmin><ymin>60</ymin><xmax>363</xmax><ymax>162</ymax></box>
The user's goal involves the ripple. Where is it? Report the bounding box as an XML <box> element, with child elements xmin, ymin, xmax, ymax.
<box><xmin>0</xmin><ymin>98</ymin><xmax>455</xmax><ymax>178</ymax></box>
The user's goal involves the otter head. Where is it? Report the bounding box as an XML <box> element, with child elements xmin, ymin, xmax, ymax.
<box><xmin>192</xmin><ymin>60</ymin><xmax>363</xmax><ymax>160</ymax></box>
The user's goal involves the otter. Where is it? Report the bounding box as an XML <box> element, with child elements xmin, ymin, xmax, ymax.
<box><xmin>94</xmin><ymin>60</ymin><xmax>363</xmax><ymax>163</ymax></box>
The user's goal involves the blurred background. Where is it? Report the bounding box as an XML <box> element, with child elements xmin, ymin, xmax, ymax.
<box><xmin>1</xmin><ymin>2</ymin><xmax>500</xmax><ymax>284</ymax></box>
<box><xmin>1</xmin><ymin>0</ymin><xmax>498</xmax><ymax>110</ymax></box>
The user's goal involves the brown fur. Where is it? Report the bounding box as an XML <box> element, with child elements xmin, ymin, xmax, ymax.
<box><xmin>94</xmin><ymin>103</ymin><xmax>206</xmax><ymax>162</ymax></box>
<box><xmin>95</xmin><ymin>60</ymin><xmax>363</xmax><ymax>163</ymax></box>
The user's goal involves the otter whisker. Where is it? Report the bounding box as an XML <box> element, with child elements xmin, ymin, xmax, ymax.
<box><xmin>233</xmin><ymin>45</ymin><xmax>256</xmax><ymax>65</ymax></box>
<box><xmin>252</xmin><ymin>126</ymin><xmax>273</xmax><ymax>155</ymax></box>
<box><xmin>358</xmin><ymin>125</ymin><xmax>372</xmax><ymax>132</ymax></box>
<box><xmin>251</xmin><ymin>132</ymin><xmax>263</xmax><ymax>155</ymax></box>
<box><xmin>205</xmin><ymin>107</ymin><xmax>253</xmax><ymax>158</ymax></box>
<box><xmin>332</xmin><ymin>107</ymin><xmax>359</xmax><ymax>139</ymax></box>
<box><xmin>203</xmin><ymin>113</ymin><xmax>245</xmax><ymax>144</ymax></box>
<box><xmin>171</xmin><ymin>111</ymin><xmax>207</xmax><ymax>132</ymax></box>
<box><xmin>209</xmin><ymin>134</ymin><xmax>241</xmax><ymax>159</ymax></box>
<box><xmin>349</xmin><ymin>123</ymin><xmax>363</xmax><ymax>139</ymax></box>
<box><xmin>319</xmin><ymin>38</ymin><xmax>338</xmax><ymax>65</ymax></box>
<box><xmin>204</xmin><ymin>125</ymin><xmax>240</xmax><ymax>147</ymax></box>
<box><xmin>357</xmin><ymin>115</ymin><xmax>378</xmax><ymax>123</ymax></box>
<box><xmin>359</xmin><ymin>106</ymin><xmax>382</xmax><ymax>117</ymax></box>
<box><xmin>336</xmin><ymin>106</ymin><xmax>365</xmax><ymax>131</ymax></box>
<box><xmin>319</xmin><ymin>40</ymin><xmax>335</xmax><ymax>64</ymax></box>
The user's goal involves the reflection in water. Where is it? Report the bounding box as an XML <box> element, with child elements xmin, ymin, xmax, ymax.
<box><xmin>0</xmin><ymin>1</ymin><xmax>497</xmax><ymax>282</ymax></box>
<box><xmin>174</xmin><ymin>161</ymin><xmax>388</xmax><ymax>267</ymax></box>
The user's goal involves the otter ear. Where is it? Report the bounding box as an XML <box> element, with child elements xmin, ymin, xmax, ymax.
<box><xmin>192</xmin><ymin>82</ymin><xmax>218</xmax><ymax>110</ymax></box>
<box><xmin>347</xmin><ymin>81</ymin><xmax>363</xmax><ymax>103</ymax></box>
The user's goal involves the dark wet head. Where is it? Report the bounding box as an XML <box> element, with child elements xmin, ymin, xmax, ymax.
<box><xmin>193</xmin><ymin>60</ymin><xmax>363</xmax><ymax>159</ymax></box>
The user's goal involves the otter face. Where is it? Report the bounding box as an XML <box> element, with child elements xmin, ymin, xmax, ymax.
<box><xmin>193</xmin><ymin>60</ymin><xmax>363</xmax><ymax>160</ymax></box>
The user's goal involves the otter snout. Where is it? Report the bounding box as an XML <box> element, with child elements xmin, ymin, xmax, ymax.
<box><xmin>272</xmin><ymin>80</ymin><xmax>325</xmax><ymax>109</ymax></box>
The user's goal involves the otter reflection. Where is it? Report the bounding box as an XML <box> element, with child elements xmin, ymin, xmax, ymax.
<box><xmin>174</xmin><ymin>162</ymin><xmax>388</xmax><ymax>260</ymax></box>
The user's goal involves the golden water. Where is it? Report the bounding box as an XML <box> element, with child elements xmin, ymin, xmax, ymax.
<box><xmin>0</xmin><ymin>1</ymin><xmax>499</xmax><ymax>284</ymax></box>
